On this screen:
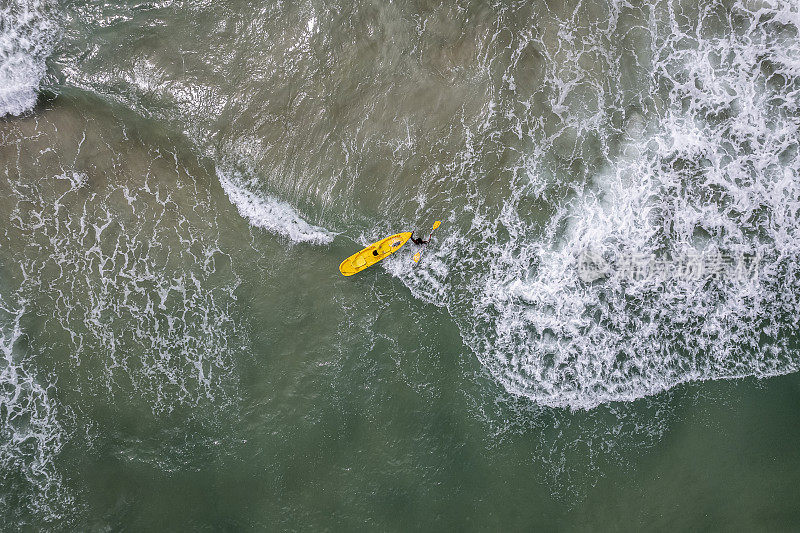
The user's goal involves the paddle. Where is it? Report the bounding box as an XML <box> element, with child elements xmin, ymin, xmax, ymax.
<box><xmin>412</xmin><ymin>220</ymin><xmax>441</xmax><ymax>264</ymax></box>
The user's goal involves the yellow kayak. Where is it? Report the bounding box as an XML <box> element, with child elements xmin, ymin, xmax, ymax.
<box><xmin>339</xmin><ymin>232</ymin><xmax>412</xmax><ymax>276</ymax></box>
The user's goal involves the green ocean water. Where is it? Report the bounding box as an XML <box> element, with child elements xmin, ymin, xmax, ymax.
<box><xmin>2</xmin><ymin>0</ymin><xmax>800</xmax><ymax>529</ymax></box>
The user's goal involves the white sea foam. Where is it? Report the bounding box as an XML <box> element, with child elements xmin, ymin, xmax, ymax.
<box><xmin>0</xmin><ymin>0</ymin><xmax>56</xmax><ymax>116</ymax></box>
<box><xmin>0</xmin><ymin>295</ymin><xmax>72</xmax><ymax>522</ymax></box>
<box><xmin>49</xmin><ymin>178</ymin><xmax>241</xmax><ymax>411</ymax></box>
<box><xmin>0</xmin><ymin>108</ymin><xmax>251</xmax><ymax>522</ymax></box>
<box><xmin>400</xmin><ymin>0</ymin><xmax>800</xmax><ymax>409</ymax></box>
<box><xmin>216</xmin><ymin>167</ymin><xmax>334</xmax><ymax>245</ymax></box>
<box><xmin>3</xmin><ymin>128</ymin><xmax>245</xmax><ymax>415</ymax></box>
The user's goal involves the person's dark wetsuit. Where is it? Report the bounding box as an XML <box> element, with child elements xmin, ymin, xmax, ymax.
<box><xmin>410</xmin><ymin>231</ymin><xmax>429</xmax><ymax>245</ymax></box>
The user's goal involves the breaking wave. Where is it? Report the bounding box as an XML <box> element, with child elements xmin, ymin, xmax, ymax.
<box><xmin>216</xmin><ymin>167</ymin><xmax>335</xmax><ymax>245</ymax></box>
<box><xmin>400</xmin><ymin>0</ymin><xmax>800</xmax><ymax>409</ymax></box>
<box><xmin>0</xmin><ymin>0</ymin><xmax>57</xmax><ymax>117</ymax></box>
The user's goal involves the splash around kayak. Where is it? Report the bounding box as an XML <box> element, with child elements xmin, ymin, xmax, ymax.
<box><xmin>339</xmin><ymin>232</ymin><xmax>412</xmax><ymax>276</ymax></box>
<box><xmin>339</xmin><ymin>221</ymin><xmax>441</xmax><ymax>276</ymax></box>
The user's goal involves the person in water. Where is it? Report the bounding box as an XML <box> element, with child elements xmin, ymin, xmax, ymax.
<box><xmin>410</xmin><ymin>231</ymin><xmax>429</xmax><ymax>245</ymax></box>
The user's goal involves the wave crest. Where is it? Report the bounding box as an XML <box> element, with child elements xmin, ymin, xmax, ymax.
<box><xmin>216</xmin><ymin>167</ymin><xmax>334</xmax><ymax>245</ymax></box>
<box><xmin>0</xmin><ymin>0</ymin><xmax>57</xmax><ymax>117</ymax></box>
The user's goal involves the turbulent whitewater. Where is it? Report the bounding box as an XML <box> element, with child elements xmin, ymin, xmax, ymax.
<box><xmin>0</xmin><ymin>0</ymin><xmax>56</xmax><ymax>116</ymax></box>
<box><xmin>390</xmin><ymin>0</ymin><xmax>800</xmax><ymax>409</ymax></box>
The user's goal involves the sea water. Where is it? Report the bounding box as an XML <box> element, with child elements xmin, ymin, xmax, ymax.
<box><xmin>1</xmin><ymin>0</ymin><xmax>800</xmax><ymax>528</ymax></box>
